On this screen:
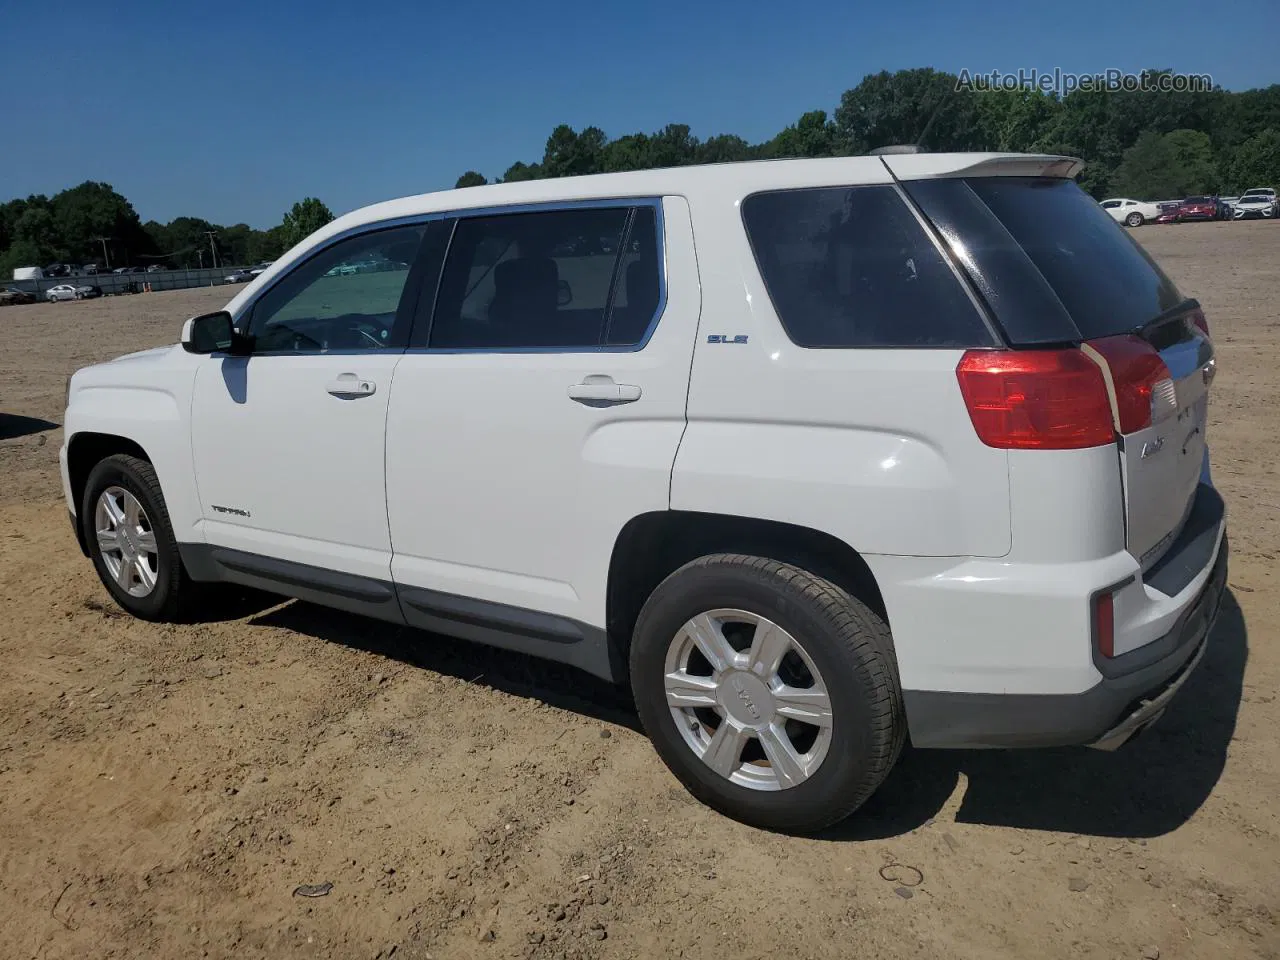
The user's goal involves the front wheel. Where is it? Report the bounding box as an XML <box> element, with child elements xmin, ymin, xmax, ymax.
<box><xmin>1126</xmin><ymin>212</ymin><xmax>1144</xmax><ymax>227</ymax></box>
<box><xmin>82</xmin><ymin>454</ymin><xmax>198</xmax><ymax>621</ymax></box>
<box><xmin>630</xmin><ymin>554</ymin><xmax>905</xmax><ymax>833</ymax></box>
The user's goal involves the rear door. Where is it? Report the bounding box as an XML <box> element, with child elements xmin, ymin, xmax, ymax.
<box><xmin>384</xmin><ymin>197</ymin><xmax>700</xmax><ymax>633</ymax></box>
<box><xmin>899</xmin><ymin>170</ymin><xmax>1215</xmax><ymax>568</ymax></box>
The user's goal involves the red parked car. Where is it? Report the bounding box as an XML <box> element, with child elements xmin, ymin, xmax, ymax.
<box><xmin>1158</xmin><ymin>196</ymin><xmax>1219</xmax><ymax>223</ymax></box>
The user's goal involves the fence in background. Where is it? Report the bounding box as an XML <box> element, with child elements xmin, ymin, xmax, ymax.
<box><xmin>8</xmin><ymin>267</ymin><xmax>250</xmax><ymax>299</ymax></box>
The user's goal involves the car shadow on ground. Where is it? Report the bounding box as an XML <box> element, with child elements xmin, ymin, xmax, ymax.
<box><xmin>0</xmin><ymin>414</ymin><xmax>58</xmax><ymax>440</ymax></box>
<box><xmin>830</xmin><ymin>590</ymin><xmax>1248</xmax><ymax>842</ymax></box>
<box><xmin>245</xmin><ymin>599</ymin><xmax>642</xmax><ymax>731</ymax></box>
<box><xmin>233</xmin><ymin>589</ymin><xmax>1246</xmax><ymax>841</ymax></box>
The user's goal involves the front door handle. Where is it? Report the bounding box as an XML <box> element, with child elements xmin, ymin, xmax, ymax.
<box><xmin>326</xmin><ymin>372</ymin><xmax>376</xmax><ymax>398</ymax></box>
<box><xmin>567</xmin><ymin>375</ymin><xmax>642</xmax><ymax>406</ymax></box>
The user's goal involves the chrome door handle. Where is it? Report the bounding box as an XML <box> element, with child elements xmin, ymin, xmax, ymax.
<box><xmin>326</xmin><ymin>373</ymin><xmax>376</xmax><ymax>398</ymax></box>
<box><xmin>568</xmin><ymin>376</ymin><xmax>641</xmax><ymax>406</ymax></box>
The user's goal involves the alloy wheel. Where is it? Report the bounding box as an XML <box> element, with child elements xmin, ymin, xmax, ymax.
<box><xmin>94</xmin><ymin>486</ymin><xmax>160</xmax><ymax>597</ymax></box>
<box><xmin>663</xmin><ymin>609</ymin><xmax>834</xmax><ymax>791</ymax></box>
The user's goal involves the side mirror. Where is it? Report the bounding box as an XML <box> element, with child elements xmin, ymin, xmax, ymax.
<box><xmin>181</xmin><ymin>311</ymin><xmax>251</xmax><ymax>355</ymax></box>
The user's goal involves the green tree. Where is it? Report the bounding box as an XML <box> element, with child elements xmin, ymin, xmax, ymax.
<box><xmin>541</xmin><ymin>125</ymin><xmax>607</xmax><ymax>178</ymax></box>
<box><xmin>1227</xmin><ymin>128</ymin><xmax>1280</xmax><ymax>191</ymax></box>
<box><xmin>835</xmin><ymin>68</ymin><xmax>980</xmax><ymax>154</ymax></box>
<box><xmin>695</xmin><ymin>134</ymin><xmax>754</xmax><ymax>164</ymax></box>
<box><xmin>455</xmin><ymin>171</ymin><xmax>487</xmax><ymax>188</ymax></box>
<box><xmin>764</xmin><ymin>110</ymin><xmax>841</xmax><ymax>158</ymax></box>
<box><xmin>1112</xmin><ymin>129</ymin><xmax>1217</xmax><ymax>199</ymax></box>
<box><xmin>50</xmin><ymin>181</ymin><xmax>148</xmax><ymax>264</ymax></box>
<box><xmin>501</xmin><ymin>161</ymin><xmax>542</xmax><ymax>182</ymax></box>
<box><xmin>281</xmin><ymin>198</ymin><xmax>335</xmax><ymax>249</ymax></box>
<box><xmin>973</xmin><ymin>89</ymin><xmax>1061</xmax><ymax>152</ymax></box>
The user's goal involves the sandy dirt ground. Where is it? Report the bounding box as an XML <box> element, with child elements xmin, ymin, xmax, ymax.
<box><xmin>1</xmin><ymin>223</ymin><xmax>1278</xmax><ymax>960</ymax></box>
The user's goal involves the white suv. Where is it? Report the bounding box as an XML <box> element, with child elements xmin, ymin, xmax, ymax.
<box><xmin>61</xmin><ymin>153</ymin><xmax>1227</xmax><ymax>832</ymax></box>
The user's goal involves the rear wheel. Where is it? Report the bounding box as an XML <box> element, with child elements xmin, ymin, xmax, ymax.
<box><xmin>630</xmin><ymin>554</ymin><xmax>905</xmax><ymax>833</ymax></box>
<box><xmin>1125</xmin><ymin>212</ymin><xmax>1144</xmax><ymax>227</ymax></box>
<box><xmin>82</xmin><ymin>454</ymin><xmax>197</xmax><ymax>621</ymax></box>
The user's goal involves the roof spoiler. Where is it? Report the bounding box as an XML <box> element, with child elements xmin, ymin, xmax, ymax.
<box><xmin>880</xmin><ymin>152</ymin><xmax>1085</xmax><ymax>180</ymax></box>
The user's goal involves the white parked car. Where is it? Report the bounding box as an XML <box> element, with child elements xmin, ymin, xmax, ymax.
<box><xmin>1099</xmin><ymin>197</ymin><xmax>1163</xmax><ymax>226</ymax></box>
<box><xmin>46</xmin><ymin>284</ymin><xmax>97</xmax><ymax>302</ymax></box>
<box><xmin>1233</xmin><ymin>187</ymin><xmax>1277</xmax><ymax>219</ymax></box>
<box><xmin>60</xmin><ymin>153</ymin><xmax>1226</xmax><ymax>832</ymax></box>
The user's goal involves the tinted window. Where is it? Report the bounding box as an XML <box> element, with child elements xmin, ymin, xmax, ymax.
<box><xmin>428</xmin><ymin>206</ymin><xmax>660</xmax><ymax>349</ymax></box>
<box><xmin>741</xmin><ymin>186</ymin><xmax>992</xmax><ymax>348</ymax></box>
<box><xmin>1101</xmin><ymin>200</ymin><xmax>1121</xmax><ymax>208</ymax></box>
<box><xmin>963</xmin><ymin>177</ymin><xmax>1184</xmax><ymax>340</ymax></box>
<box><xmin>248</xmin><ymin>225</ymin><xmax>424</xmax><ymax>352</ymax></box>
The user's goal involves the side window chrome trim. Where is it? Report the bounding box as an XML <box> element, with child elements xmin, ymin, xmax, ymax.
<box><xmin>404</xmin><ymin>196</ymin><xmax>668</xmax><ymax>356</ymax></box>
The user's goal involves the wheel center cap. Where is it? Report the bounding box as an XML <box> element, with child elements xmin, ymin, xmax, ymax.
<box><xmin>719</xmin><ymin>670</ymin><xmax>774</xmax><ymax>729</ymax></box>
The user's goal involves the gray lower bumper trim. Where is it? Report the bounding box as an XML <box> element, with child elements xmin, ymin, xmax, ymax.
<box><xmin>904</xmin><ymin>536</ymin><xmax>1227</xmax><ymax>750</ymax></box>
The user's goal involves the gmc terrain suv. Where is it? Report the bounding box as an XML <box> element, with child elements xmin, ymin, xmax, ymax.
<box><xmin>62</xmin><ymin>153</ymin><xmax>1227</xmax><ymax>832</ymax></box>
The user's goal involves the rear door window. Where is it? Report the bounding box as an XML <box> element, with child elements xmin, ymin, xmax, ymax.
<box><xmin>905</xmin><ymin>177</ymin><xmax>1185</xmax><ymax>344</ymax></box>
<box><xmin>741</xmin><ymin>186</ymin><xmax>994</xmax><ymax>348</ymax></box>
<box><xmin>426</xmin><ymin>205</ymin><xmax>661</xmax><ymax>350</ymax></box>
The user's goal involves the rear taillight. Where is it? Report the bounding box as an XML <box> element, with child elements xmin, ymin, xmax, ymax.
<box><xmin>956</xmin><ymin>349</ymin><xmax>1115</xmax><ymax>449</ymax></box>
<box><xmin>1081</xmin><ymin>335</ymin><xmax>1174</xmax><ymax>433</ymax></box>
<box><xmin>1094</xmin><ymin>591</ymin><xmax>1115</xmax><ymax>659</ymax></box>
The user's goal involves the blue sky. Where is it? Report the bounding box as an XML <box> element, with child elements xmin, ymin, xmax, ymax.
<box><xmin>3</xmin><ymin>0</ymin><xmax>1276</xmax><ymax>228</ymax></box>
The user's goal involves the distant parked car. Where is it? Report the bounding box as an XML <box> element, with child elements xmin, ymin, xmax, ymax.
<box><xmin>1233</xmin><ymin>188</ymin><xmax>1277</xmax><ymax>219</ymax></box>
<box><xmin>77</xmin><ymin>284</ymin><xmax>103</xmax><ymax>299</ymax></box>
<box><xmin>224</xmin><ymin>269</ymin><xmax>255</xmax><ymax>283</ymax></box>
<box><xmin>1177</xmin><ymin>197</ymin><xmax>1219</xmax><ymax>222</ymax></box>
<box><xmin>47</xmin><ymin>284</ymin><xmax>93</xmax><ymax>301</ymax></box>
<box><xmin>0</xmin><ymin>287</ymin><xmax>38</xmax><ymax>306</ymax></box>
<box><xmin>44</xmin><ymin>263</ymin><xmax>72</xmax><ymax>278</ymax></box>
<box><xmin>146</xmin><ymin>264</ymin><xmax>169</xmax><ymax>273</ymax></box>
<box><xmin>249</xmin><ymin>261</ymin><xmax>274</xmax><ymax>276</ymax></box>
<box><xmin>82</xmin><ymin>263</ymin><xmax>100</xmax><ymax>275</ymax></box>
<box><xmin>1099</xmin><ymin>197</ymin><xmax>1162</xmax><ymax>227</ymax></box>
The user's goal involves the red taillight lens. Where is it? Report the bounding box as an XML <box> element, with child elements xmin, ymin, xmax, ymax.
<box><xmin>956</xmin><ymin>349</ymin><xmax>1115</xmax><ymax>450</ymax></box>
<box><xmin>1095</xmin><ymin>591</ymin><xmax>1115</xmax><ymax>659</ymax></box>
<box><xmin>1083</xmin><ymin>335</ymin><xmax>1173</xmax><ymax>434</ymax></box>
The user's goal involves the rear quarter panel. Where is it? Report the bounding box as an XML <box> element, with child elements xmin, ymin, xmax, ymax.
<box><xmin>671</xmin><ymin>183</ymin><xmax>1011</xmax><ymax>559</ymax></box>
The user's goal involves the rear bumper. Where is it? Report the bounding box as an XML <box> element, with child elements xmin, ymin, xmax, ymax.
<box><xmin>903</xmin><ymin>539</ymin><xmax>1226</xmax><ymax>748</ymax></box>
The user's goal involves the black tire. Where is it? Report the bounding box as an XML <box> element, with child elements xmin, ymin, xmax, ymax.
<box><xmin>82</xmin><ymin>453</ymin><xmax>196</xmax><ymax>621</ymax></box>
<box><xmin>1125</xmin><ymin>212</ymin><xmax>1144</xmax><ymax>227</ymax></box>
<box><xmin>630</xmin><ymin>554</ymin><xmax>905</xmax><ymax>833</ymax></box>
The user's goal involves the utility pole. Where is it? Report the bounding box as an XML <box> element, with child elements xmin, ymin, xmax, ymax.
<box><xmin>197</xmin><ymin>249</ymin><xmax>204</xmax><ymax>269</ymax></box>
<box><xmin>204</xmin><ymin>231</ymin><xmax>219</xmax><ymax>270</ymax></box>
<box><xmin>91</xmin><ymin>236</ymin><xmax>111</xmax><ymax>269</ymax></box>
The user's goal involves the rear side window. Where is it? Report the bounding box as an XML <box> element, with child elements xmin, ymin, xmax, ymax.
<box><xmin>741</xmin><ymin>186</ymin><xmax>993</xmax><ymax>348</ymax></box>
<box><xmin>428</xmin><ymin>205</ymin><xmax>661</xmax><ymax>350</ymax></box>
<box><xmin>905</xmin><ymin>177</ymin><xmax>1185</xmax><ymax>344</ymax></box>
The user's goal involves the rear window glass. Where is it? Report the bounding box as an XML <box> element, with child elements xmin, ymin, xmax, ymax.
<box><xmin>961</xmin><ymin>177</ymin><xmax>1184</xmax><ymax>340</ymax></box>
<box><xmin>741</xmin><ymin>186</ymin><xmax>993</xmax><ymax>348</ymax></box>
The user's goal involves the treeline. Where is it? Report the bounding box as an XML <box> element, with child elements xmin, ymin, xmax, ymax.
<box><xmin>455</xmin><ymin>68</ymin><xmax>1280</xmax><ymax>201</ymax></box>
<box><xmin>5</xmin><ymin>67</ymin><xmax>1279</xmax><ymax>277</ymax></box>
<box><xmin>0</xmin><ymin>188</ymin><xmax>334</xmax><ymax>276</ymax></box>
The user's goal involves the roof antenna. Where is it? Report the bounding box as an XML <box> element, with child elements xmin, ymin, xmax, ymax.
<box><xmin>867</xmin><ymin>83</ymin><xmax>952</xmax><ymax>156</ymax></box>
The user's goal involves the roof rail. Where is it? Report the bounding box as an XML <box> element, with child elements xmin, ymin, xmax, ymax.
<box><xmin>867</xmin><ymin>145</ymin><xmax>924</xmax><ymax>156</ymax></box>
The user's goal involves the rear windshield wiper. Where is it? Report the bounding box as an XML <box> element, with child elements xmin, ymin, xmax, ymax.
<box><xmin>1132</xmin><ymin>298</ymin><xmax>1200</xmax><ymax>339</ymax></box>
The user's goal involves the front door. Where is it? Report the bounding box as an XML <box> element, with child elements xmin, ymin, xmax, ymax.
<box><xmin>189</xmin><ymin>223</ymin><xmax>427</xmax><ymax>587</ymax></box>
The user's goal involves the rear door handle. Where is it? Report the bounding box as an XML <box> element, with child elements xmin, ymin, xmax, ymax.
<box><xmin>568</xmin><ymin>376</ymin><xmax>642</xmax><ymax>406</ymax></box>
<box><xmin>326</xmin><ymin>372</ymin><xmax>376</xmax><ymax>398</ymax></box>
